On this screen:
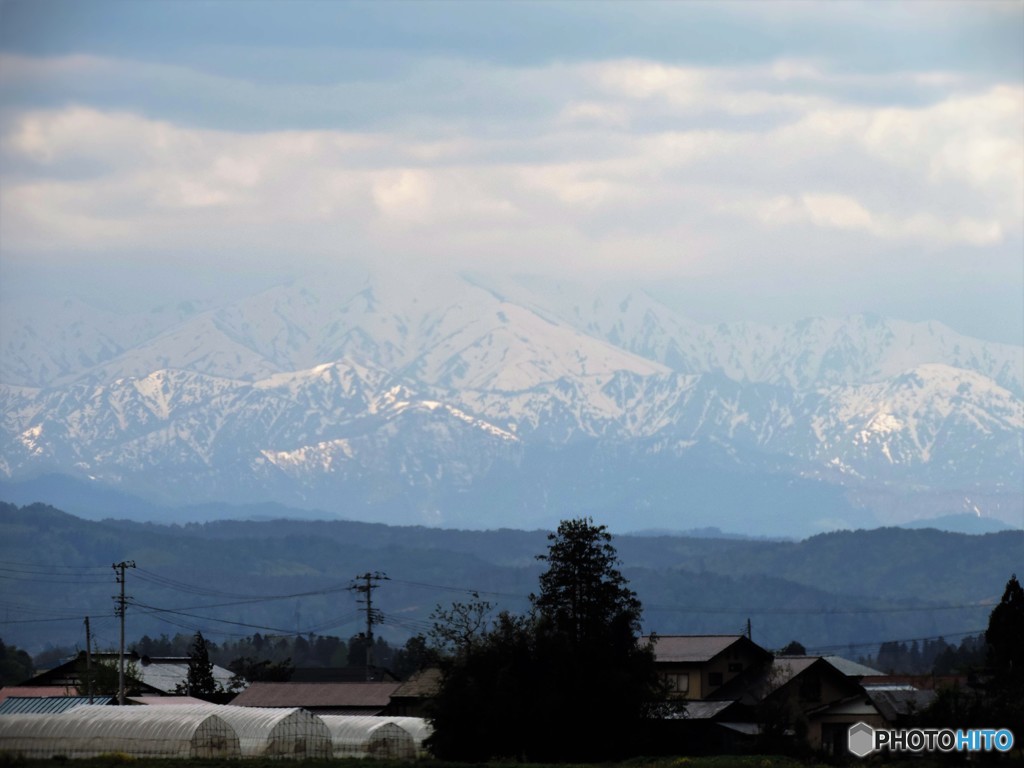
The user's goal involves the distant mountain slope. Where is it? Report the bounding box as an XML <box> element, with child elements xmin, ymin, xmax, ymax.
<box><xmin>1</xmin><ymin>271</ymin><xmax>1021</xmax><ymax>534</ymax></box>
<box><xmin>1</xmin><ymin>503</ymin><xmax>1018</xmax><ymax>659</ymax></box>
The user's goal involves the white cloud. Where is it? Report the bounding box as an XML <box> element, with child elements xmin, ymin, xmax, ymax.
<box><xmin>743</xmin><ymin>193</ymin><xmax>1004</xmax><ymax>247</ymax></box>
<box><xmin>0</xmin><ymin>54</ymin><xmax>1020</xmax><ymax>281</ymax></box>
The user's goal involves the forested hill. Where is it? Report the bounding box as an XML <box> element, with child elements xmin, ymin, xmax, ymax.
<box><xmin>1</xmin><ymin>502</ymin><xmax>1020</xmax><ymax>658</ymax></box>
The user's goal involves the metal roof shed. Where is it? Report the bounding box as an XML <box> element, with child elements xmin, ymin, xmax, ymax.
<box><xmin>0</xmin><ymin>708</ymin><xmax>240</xmax><ymax>759</ymax></box>
<box><xmin>0</xmin><ymin>696</ymin><xmax>113</xmax><ymax>715</ymax></box>
<box><xmin>319</xmin><ymin>715</ymin><xmax>417</xmax><ymax>760</ymax></box>
<box><xmin>156</xmin><ymin>704</ymin><xmax>332</xmax><ymax>759</ymax></box>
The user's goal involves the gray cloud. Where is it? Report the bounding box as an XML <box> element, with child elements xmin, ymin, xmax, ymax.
<box><xmin>0</xmin><ymin>2</ymin><xmax>1021</xmax><ymax>344</ymax></box>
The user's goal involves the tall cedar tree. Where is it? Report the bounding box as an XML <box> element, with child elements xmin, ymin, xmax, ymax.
<box><xmin>984</xmin><ymin>574</ymin><xmax>1024</xmax><ymax>739</ymax></box>
<box><xmin>181</xmin><ymin>631</ymin><xmax>219</xmax><ymax>699</ymax></box>
<box><xmin>427</xmin><ymin>518</ymin><xmax>661</xmax><ymax>762</ymax></box>
<box><xmin>530</xmin><ymin>518</ymin><xmax>660</xmax><ymax>760</ymax></box>
<box><xmin>926</xmin><ymin>574</ymin><xmax>1024</xmax><ymax>735</ymax></box>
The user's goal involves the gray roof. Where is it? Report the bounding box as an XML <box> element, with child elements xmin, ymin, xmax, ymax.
<box><xmin>0</xmin><ymin>696</ymin><xmax>113</xmax><ymax>714</ymax></box>
<box><xmin>135</xmin><ymin>658</ymin><xmax>236</xmax><ymax>694</ymax></box>
<box><xmin>677</xmin><ymin>700</ymin><xmax>737</xmax><ymax>720</ymax></box>
<box><xmin>649</xmin><ymin>635</ymin><xmax>755</xmax><ymax>663</ymax></box>
<box><xmin>867</xmin><ymin>689</ymin><xmax>937</xmax><ymax>721</ymax></box>
<box><xmin>822</xmin><ymin>655</ymin><xmax>884</xmax><ymax>677</ymax></box>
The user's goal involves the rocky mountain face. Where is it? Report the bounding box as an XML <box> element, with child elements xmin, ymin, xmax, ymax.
<box><xmin>1</xmin><ymin>270</ymin><xmax>1021</xmax><ymax>535</ymax></box>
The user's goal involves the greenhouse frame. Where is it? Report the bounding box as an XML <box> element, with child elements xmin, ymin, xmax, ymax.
<box><xmin>385</xmin><ymin>716</ymin><xmax>433</xmax><ymax>757</ymax></box>
<box><xmin>0</xmin><ymin>708</ymin><xmax>240</xmax><ymax>759</ymax></box>
<box><xmin>164</xmin><ymin>704</ymin><xmax>332</xmax><ymax>758</ymax></box>
<box><xmin>318</xmin><ymin>715</ymin><xmax>417</xmax><ymax>759</ymax></box>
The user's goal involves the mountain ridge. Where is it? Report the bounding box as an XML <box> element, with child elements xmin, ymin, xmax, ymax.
<box><xmin>1</xmin><ymin>501</ymin><xmax>1019</xmax><ymax>656</ymax></box>
<box><xmin>1</xmin><ymin>271</ymin><xmax>1021</xmax><ymax>535</ymax></box>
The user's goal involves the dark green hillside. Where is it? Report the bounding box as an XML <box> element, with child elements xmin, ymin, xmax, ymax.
<box><xmin>1</xmin><ymin>502</ymin><xmax>1019</xmax><ymax>659</ymax></box>
<box><xmin>614</xmin><ymin>527</ymin><xmax>1022</xmax><ymax>603</ymax></box>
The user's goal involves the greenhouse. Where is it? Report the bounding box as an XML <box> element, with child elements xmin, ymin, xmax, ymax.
<box><xmin>385</xmin><ymin>716</ymin><xmax>433</xmax><ymax>757</ymax></box>
<box><xmin>162</xmin><ymin>704</ymin><xmax>332</xmax><ymax>759</ymax></box>
<box><xmin>318</xmin><ymin>715</ymin><xmax>417</xmax><ymax>760</ymax></box>
<box><xmin>0</xmin><ymin>708</ymin><xmax>241</xmax><ymax>759</ymax></box>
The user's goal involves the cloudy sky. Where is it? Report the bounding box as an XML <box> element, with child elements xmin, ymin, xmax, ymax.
<box><xmin>1</xmin><ymin>0</ymin><xmax>1022</xmax><ymax>343</ymax></box>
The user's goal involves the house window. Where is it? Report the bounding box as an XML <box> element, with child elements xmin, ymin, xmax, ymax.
<box><xmin>708</xmin><ymin>672</ymin><xmax>723</xmax><ymax>688</ymax></box>
<box><xmin>663</xmin><ymin>673</ymin><xmax>689</xmax><ymax>696</ymax></box>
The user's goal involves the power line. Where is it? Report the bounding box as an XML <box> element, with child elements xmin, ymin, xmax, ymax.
<box><xmin>128</xmin><ymin>599</ymin><xmax>302</xmax><ymax>635</ymax></box>
<box><xmin>133</xmin><ymin>567</ymin><xmax>355</xmax><ymax>603</ymax></box>
<box><xmin>0</xmin><ymin>560</ymin><xmax>113</xmax><ymax>571</ymax></box>
<box><xmin>643</xmin><ymin>602</ymin><xmax>996</xmax><ymax>616</ymax></box>
<box><xmin>388</xmin><ymin>577</ymin><xmax>527</xmax><ymax>600</ymax></box>
<box><xmin>113</xmin><ymin>560</ymin><xmax>136</xmax><ymax>706</ymax></box>
<box><xmin>349</xmin><ymin>572</ymin><xmax>388</xmax><ymax>680</ymax></box>
<box><xmin>805</xmin><ymin>628</ymin><xmax>986</xmax><ymax>655</ymax></box>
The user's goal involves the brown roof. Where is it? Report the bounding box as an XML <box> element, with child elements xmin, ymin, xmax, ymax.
<box><xmin>648</xmin><ymin>635</ymin><xmax>766</xmax><ymax>663</ymax></box>
<box><xmin>230</xmin><ymin>681</ymin><xmax>400</xmax><ymax>709</ymax></box>
<box><xmin>0</xmin><ymin>686</ymin><xmax>82</xmax><ymax>703</ymax></box>
<box><xmin>126</xmin><ymin>696</ymin><xmax>211</xmax><ymax>706</ymax></box>
<box><xmin>392</xmin><ymin>668</ymin><xmax>441</xmax><ymax>699</ymax></box>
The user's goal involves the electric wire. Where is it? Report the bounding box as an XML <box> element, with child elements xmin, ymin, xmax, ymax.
<box><xmin>805</xmin><ymin>628</ymin><xmax>986</xmax><ymax>655</ymax></box>
<box><xmin>644</xmin><ymin>601</ymin><xmax>997</xmax><ymax>616</ymax></box>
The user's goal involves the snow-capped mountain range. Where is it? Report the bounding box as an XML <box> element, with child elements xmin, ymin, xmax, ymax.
<box><xmin>1</xmin><ymin>270</ymin><xmax>1021</xmax><ymax>535</ymax></box>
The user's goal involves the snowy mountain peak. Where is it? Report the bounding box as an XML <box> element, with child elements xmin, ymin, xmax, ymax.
<box><xmin>1</xmin><ymin>272</ymin><xmax>1021</xmax><ymax>533</ymax></box>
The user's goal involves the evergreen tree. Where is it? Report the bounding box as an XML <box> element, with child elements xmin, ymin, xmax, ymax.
<box><xmin>427</xmin><ymin>518</ymin><xmax>661</xmax><ymax>762</ymax></box>
<box><xmin>532</xmin><ymin>518</ymin><xmax>643</xmax><ymax>646</ymax></box>
<box><xmin>180</xmin><ymin>631</ymin><xmax>219</xmax><ymax>699</ymax></box>
<box><xmin>984</xmin><ymin>574</ymin><xmax>1024</xmax><ymax>741</ymax></box>
<box><xmin>0</xmin><ymin>638</ymin><xmax>34</xmax><ymax>686</ymax></box>
<box><xmin>529</xmin><ymin>518</ymin><xmax>660</xmax><ymax>760</ymax></box>
<box><xmin>986</xmin><ymin>573</ymin><xmax>1024</xmax><ymax>676</ymax></box>
<box><xmin>76</xmin><ymin>654</ymin><xmax>143</xmax><ymax>698</ymax></box>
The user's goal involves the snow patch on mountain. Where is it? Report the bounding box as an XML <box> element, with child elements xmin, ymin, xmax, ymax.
<box><xmin>1</xmin><ymin>271</ymin><xmax>1021</xmax><ymax>531</ymax></box>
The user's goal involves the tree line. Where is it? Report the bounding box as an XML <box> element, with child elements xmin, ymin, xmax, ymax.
<box><xmin>1</xmin><ymin>522</ymin><xmax>1021</xmax><ymax>762</ymax></box>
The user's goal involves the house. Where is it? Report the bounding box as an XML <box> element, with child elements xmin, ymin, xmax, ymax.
<box><xmin>644</xmin><ymin>637</ymin><xmax>919</xmax><ymax>756</ymax></box>
<box><xmin>709</xmin><ymin>655</ymin><xmax>888</xmax><ymax>753</ymax></box>
<box><xmin>648</xmin><ymin>635</ymin><xmax>773</xmax><ymax>700</ymax></box>
<box><xmin>14</xmin><ymin>652</ymin><xmax>237</xmax><ymax>696</ymax></box>
<box><xmin>863</xmin><ymin>686</ymin><xmax>937</xmax><ymax>727</ymax></box>
<box><xmin>230</xmin><ymin>681</ymin><xmax>401</xmax><ymax>715</ymax></box>
<box><xmin>384</xmin><ymin>668</ymin><xmax>441</xmax><ymax>717</ymax></box>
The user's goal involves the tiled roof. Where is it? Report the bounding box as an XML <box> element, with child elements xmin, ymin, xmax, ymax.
<box><xmin>392</xmin><ymin>668</ymin><xmax>441</xmax><ymax>699</ymax></box>
<box><xmin>230</xmin><ymin>682</ymin><xmax>401</xmax><ymax>709</ymax></box>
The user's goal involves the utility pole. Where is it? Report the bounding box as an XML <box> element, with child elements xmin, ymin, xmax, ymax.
<box><xmin>746</xmin><ymin>617</ymin><xmax>752</xmax><ymax>641</ymax></box>
<box><xmin>349</xmin><ymin>572</ymin><xmax>388</xmax><ymax>681</ymax></box>
<box><xmin>84</xmin><ymin>616</ymin><xmax>93</xmax><ymax>703</ymax></box>
<box><xmin>112</xmin><ymin>560</ymin><xmax>136</xmax><ymax>706</ymax></box>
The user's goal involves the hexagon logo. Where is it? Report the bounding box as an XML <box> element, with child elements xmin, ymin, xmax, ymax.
<box><xmin>848</xmin><ymin>722</ymin><xmax>875</xmax><ymax>758</ymax></box>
